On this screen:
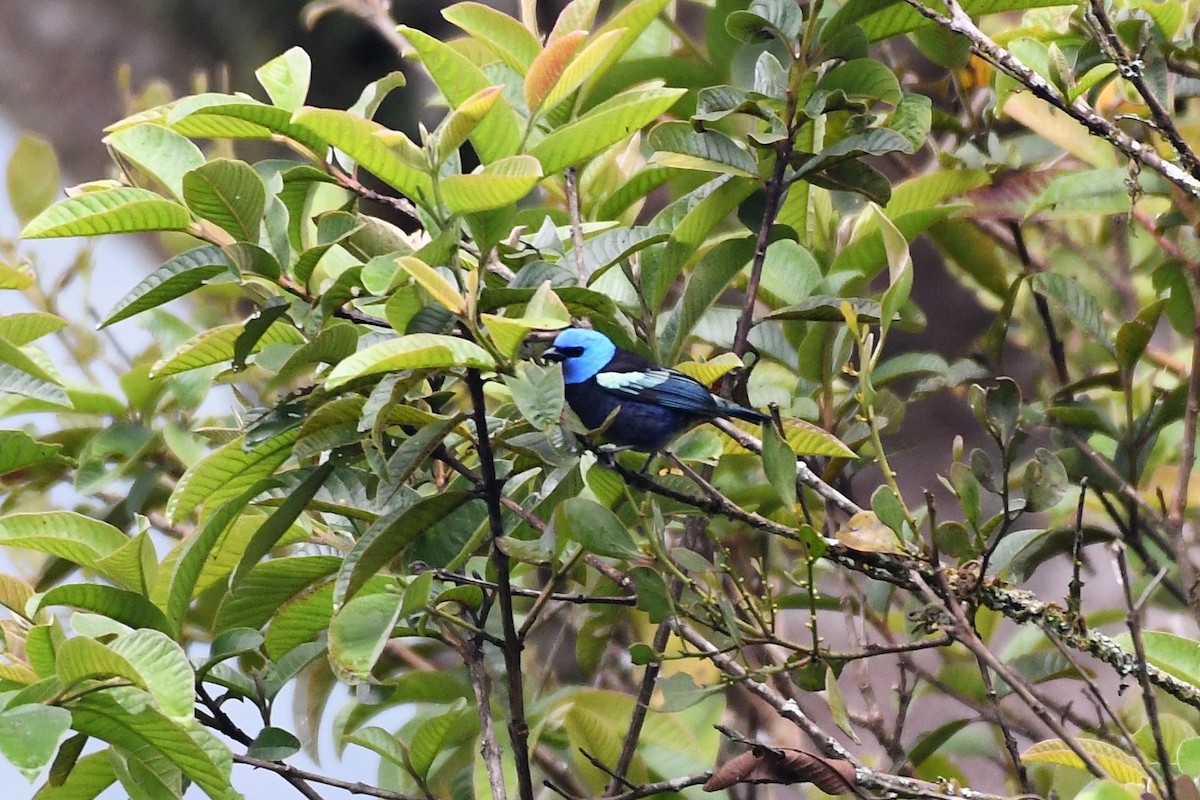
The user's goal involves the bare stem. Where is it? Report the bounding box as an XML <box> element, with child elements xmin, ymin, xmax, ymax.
<box><xmin>467</xmin><ymin>369</ymin><xmax>535</xmax><ymax>800</ymax></box>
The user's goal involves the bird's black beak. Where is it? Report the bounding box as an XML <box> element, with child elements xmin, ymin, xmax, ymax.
<box><xmin>542</xmin><ymin>346</ymin><xmax>567</xmax><ymax>363</ymax></box>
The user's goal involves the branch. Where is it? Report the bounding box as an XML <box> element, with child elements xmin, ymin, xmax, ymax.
<box><xmin>235</xmin><ymin>753</ymin><xmax>420</xmax><ymax>800</ymax></box>
<box><xmin>1085</xmin><ymin>0</ymin><xmax>1200</xmax><ymax>180</ymax></box>
<box><xmin>672</xmin><ymin>621</ymin><xmax>1023</xmax><ymax>800</ymax></box>
<box><xmin>899</xmin><ymin>0</ymin><xmax>1200</xmax><ymax>200</ymax></box>
<box><xmin>467</xmin><ymin>369</ymin><xmax>535</xmax><ymax>800</ymax></box>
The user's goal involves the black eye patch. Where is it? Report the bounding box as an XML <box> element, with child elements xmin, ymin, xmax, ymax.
<box><xmin>559</xmin><ymin>346</ymin><xmax>585</xmax><ymax>358</ymax></box>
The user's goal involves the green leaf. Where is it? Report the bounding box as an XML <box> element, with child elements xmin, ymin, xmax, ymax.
<box><xmin>7</xmin><ymin>134</ymin><xmax>60</xmax><ymax>225</ymax></box>
<box><xmin>649</xmin><ymin>122</ymin><xmax>759</xmax><ymax>177</ymax></box>
<box><xmin>325</xmin><ymin>333</ymin><xmax>496</xmax><ymax>389</ymax></box>
<box><xmin>443</xmin><ymin>2</ymin><xmax>541</xmax><ymax>72</ymax></box>
<box><xmin>166</xmin><ymin>93</ymin><xmax>329</xmax><ymax>154</ymax></box>
<box><xmin>60</xmin><ymin>630</ymin><xmax>193</xmax><ymax>720</ymax></box>
<box><xmin>661</xmin><ymin>236</ymin><xmax>756</xmax><ymax>360</ymax></box>
<box><xmin>290</xmin><ymin>108</ymin><xmax>433</xmax><ymax>201</ymax></box>
<box><xmin>825</xmin><ymin>0</ymin><xmax>1073</xmax><ymax>43</ymax></box>
<box><xmin>818</xmin><ymin>59</ymin><xmax>900</xmax><ymax>104</ymax></box>
<box><xmin>102</xmin><ymin>245</ymin><xmax>235</xmax><ymax>327</ymax></box>
<box><xmin>824</xmin><ymin>667</ymin><xmax>861</xmax><ymax>743</ymax></box>
<box><xmin>21</xmin><ymin>188</ymin><xmax>191</xmax><ymax>239</ymax></box>
<box><xmin>1115</xmin><ymin>298</ymin><xmax>1165</xmax><ymax>377</ymax></box>
<box><xmin>0</xmin><ymin>704</ymin><xmax>70</xmax><ymax>773</ymax></box>
<box><xmin>726</xmin><ymin>0</ymin><xmax>804</xmax><ymax>43</ymax></box>
<box><xmin>328</xmin><ymin>592</ymin><xmax>402</xmax><ymax>681</ymax></box>
<box><xmin>1026</xmin><ymin>168</ymin><xmax>1134</xmax><ymax>219</ymax></box>
<box><xmin>529</xmin><ymin>88</ymin><xmax>686</xmax><ymax>175</ymax></box>
<box><xmin>433</xmin><ymin>85</ymin><xmax>504</xmax><ymax>166</ymax></box>
<box><xmin>163</xmin><ymin>481</ymin><xmax>273</xmax><ymax>635</ymax></box>
<box><xmin>762</xmin><ymin>422</ymin><xmax>797</xmax><ymax>508</ymax></box>
<box><xmin>152</xmin><ymin>318</ymin><xmax>304</xmax><ymax>378</ymax></box>
<box><xmin>556</xmin><ymin>497</ymin><xmax>641</xmax><ymax>559</ymax></box>
<box><xmin>70</xmin><ymin>691</ymin><xmax>233</xmax><ymax>799</ymax></box>
<box><xmin>349</xmin><ymin>71</ymin><xmax>408</xmax><ymax>120</ymax></box>
<box><xmin>0</xmin><ymin>313</ymin><xmax>64</xmax><ymax>346</ymax></box>
<box><xmin>215</xmin><ymin>555</ymin><xmax>339</xmax><ymax>632</ymax></box>
<box><xmin>572</xmin><ymin>226</ymin><xmax>669</xmax><ymax>279</ymax></box>
<box><xmin>35</xmin><ymin>750</ymin><xmax>117</xmax><ymax>800</ymax></box>
<box><xmin>335</xmin><ymin>491</ymin><xmax>473</xmax><ymax>606</ymax></box>
<box><xmin>889</xmin><ymin>93</ymin><xmax>932</xmax><ymax>151</ymax></box>
<box><xmin>440</xmin><ymin>155</ymin><xmax>543</xmax><ymax>213</ymax></box>
<box><xmin>504</xmin><ymin>363</ymin><xmax>565</xmax><ymax>430</ymax></box>
<box><xmin>644</xmin><ymin>176</ymin><xmax>757</xmax><ymax>309</ymax></box>
<box><xmin>482</xmin><ymin>314</ymin><xmax>566</xmax><ymax>359</ymax></box>
<box><xmin>1022</xmin><ymin>448</ymin><xmax>1068</xmax><ymax>512</ymax></box>
<box><xmin>248</xmin><ymin>727</ymin><xmax>302</xmax><ymax>761</ymax></box>
<box><xmin>105</xmin><ymin>124</ymin><xmax>205</xmax><ymax>201</ymax></box>
<box><xmin>794</xmin><ymin>128</ymin><xmax>916</xmax><ymax>180</ymax></box>
<box><xmin>167</xmin><ymin>428</ymin><xmax>299</xmax><ymax>523</ymax></box>
<box><xmin>398</xmin><ymin>26</ymin><xmax>522</xmax><ymax>163</ymax></box>
<box><xmin>0</xmin><ymin>430</ymin><xmax>72</xmax><ymax>479</ymax></box>
<box><xmin>182</xmin><ymin>159</ymin><xmax>266</xmax><ymax>242</ymax></box>
<box><xmin>584</xmin><ymin>0</ymin><xmax>672</xmax><ymax>93</ymax></box>
<box><xmin>231</xmin><ymin>461</ymin><xmax>335</xmax><ymax>587</ymax></box>
<box><xmin>1029</xmin><ymin>273</ymin><xmax>1110</xmax><ymax>345</ymax></box>
<box><xmin>39</xmin><ymin>585</ymin><xmax>172</xmax><ymax>633</ymax></box>
<box><xmin>256</xmin><ymin>46</ymin><xmax>311</xmax><ymax>111</ymax></box>
<box><xmin>541</xmin><ymin>29</ymin><xmax>626</xmax><ymax>112</ymax></box>
<box><xmin>410</xmin><ymin>702</ymin><xmax>471</xmax><ymax>778</ymax></box>
<box><xmin>0</xmin><ymin>512</ymin><xmax>127</xmax><ymax>571</ymax></box>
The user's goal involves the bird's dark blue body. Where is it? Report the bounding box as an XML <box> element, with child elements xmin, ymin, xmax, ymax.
<box><xmin>542</xmin><ymin>328</ymin><xmax>768</xmax><ymax>452</ymax></box>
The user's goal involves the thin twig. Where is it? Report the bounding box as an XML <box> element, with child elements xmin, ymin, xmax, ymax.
<box><xmin>235</xmin><ymin>753</ymin><xmax>420</xmax><ymax>800</ymax></box>
<box><xmin>1114</xmin><ymin>543</ymin><xmax>1174</xmax><ymax>800</ymax></box>
<box><xmin>434</xmin><ymin>570</ymin><xmax>636</xmax><ymax>606</ymax></box>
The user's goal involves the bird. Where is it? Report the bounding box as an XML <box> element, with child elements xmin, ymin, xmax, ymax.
<box><xmin>541</xmin><ymin>327</ymin><xmax>769</xmax><ymax>453</ymax></box>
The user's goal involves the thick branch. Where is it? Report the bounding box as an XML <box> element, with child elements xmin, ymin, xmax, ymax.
<box><xmin>467</xmin><ymin>369</ymin><xmax>535</xmax><ymax>800</ymax></box>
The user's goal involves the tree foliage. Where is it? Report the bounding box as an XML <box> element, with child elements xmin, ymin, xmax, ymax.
<box><xmin>5</xmin><ymin>1</ymin><xmax>1200</xmax><ymax>799</ymax></box>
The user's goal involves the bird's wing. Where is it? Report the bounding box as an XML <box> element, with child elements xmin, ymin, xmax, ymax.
<box><xmin>594</xmin><ymin>367</ymin><xmax>718</xmax><ymax>415</ymax></box>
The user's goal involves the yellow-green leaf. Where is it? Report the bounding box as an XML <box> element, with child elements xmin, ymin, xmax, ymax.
<box><xmin>529</xmin><ymin>88</ymin><xmax>685</xmax><ymax>175</ymax></box>
<box><xmin>440</xmin><ymin>155</ymin><xmax>543</xmax><ymax>213</ymax></box>
<box><xmin>399</xmin><ymin>256</ymin><xmax>464</xmax><ymax>315</ymax></box>
<box><xmin>434</xmin><ymin>85</ymin><xmax>504</xmax><ymax>166</ymax></box>
<box><xmin>325</xmin><ymin>333</ymin><xmax>496</xmax><ymax>389</ymax></box>
<box><xmin>442</xmin><ymin>2</ymin><xmax>542</xmax><ymax>72</ymax></box>
<box><xmin>167</xmin><ymin>428</ymin><xmax>300</xmax><ymax>523</ymax></box>
<box><xmin>291</xmin><ymin>107</ymin><xmax>432</xmax><ymax>201</ymax></box>
<box><xmin>541</xmin><ymin>29</ymin><xmax>626</xmax><ymax>112</ymax></box>
<box><xmin>1023</xmin><ymin>738</ymin><xmax>1148</xmax><ymax>785</ymax></box>
<box><xmin>21</xmin><ymin>188</ymin><xmax>191</xmax><ymax>239</ymax></box>
<box><xmin>482</xmin><ymin>314</ymin><xmax>567</xmax><ymax>359</ymax></box>
<box><xmin>671</xmin><ymin>353</ymin><xmax>745</xmax><ymax>385</ymax></box>
<box><xmin>152</xmin><ymin>319</ymin><xmax>305</xmax><ymax>378</ymax></box>
<box><xmin>399</xmin><ymin>26</ymin><xmax>522</xmax><ymax>163</ymax></box>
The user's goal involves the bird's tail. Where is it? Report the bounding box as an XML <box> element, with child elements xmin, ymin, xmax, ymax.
<box><xmin>715</xmin><ymin>399</ymin><xmax>771</xmax><ymax>423</ymax></box>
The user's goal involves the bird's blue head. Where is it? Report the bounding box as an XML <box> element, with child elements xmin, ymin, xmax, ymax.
<box><xmin>542</xmin><ymin>328</ymin><xmax>616</xmax><ymax>384</ymax></box>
